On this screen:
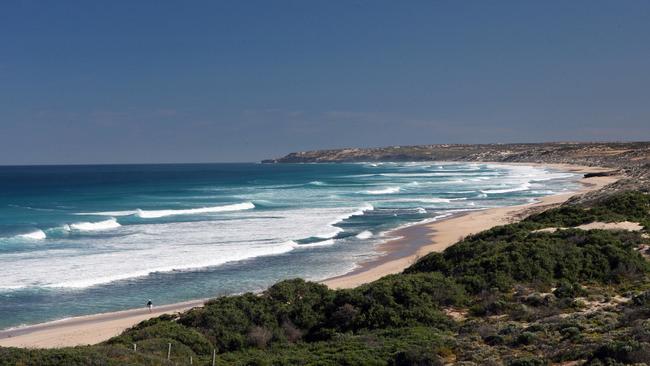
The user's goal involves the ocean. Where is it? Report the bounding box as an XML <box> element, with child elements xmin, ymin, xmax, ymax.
<box><xmin>0</xmin><ymin>162</ymin><xmax>579</xmax><ymax>329</ymax></box>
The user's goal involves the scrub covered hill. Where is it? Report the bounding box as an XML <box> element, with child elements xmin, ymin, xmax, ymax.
<box><xmin>264</xmin><ymin>142</ymin><xmax>650</xmax><ymax>198</ymax></box>
<box><xmin>1</xmin><ymin>191</ymin><xmax>650</xmax><ymax>365</ymax></box>
<box><xmin>263</xmin><ymin>142</ymin><xmax>650</xmax><ymax>173</ymax></box>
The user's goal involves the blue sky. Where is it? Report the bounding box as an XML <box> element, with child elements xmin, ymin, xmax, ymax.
<box><xmin>1</xmin><ymin>1</ymin><xmax>649</xmax><ymax>164</ymax></box>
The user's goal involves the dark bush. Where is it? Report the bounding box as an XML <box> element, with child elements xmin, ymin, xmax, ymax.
<box><xmin>560</xmin><ymin>326</ymin><xmax>581</xmax><ymax>341</ymax></box>
<box><xmin>588</xmin><ymin>340</ymin><xmax>650</xmax><ymax>364</ymax></box>
<box><xmin>407</xmin><ymin>226</ymin><xmax>649</xmax><ymax>294</ymax></box>
<box><xmin>108</xmin><ymin>321</ymin><xmax>213</xmax><ymax>355</ymax></box>
<box><xmin>515</xmin><ymin>331</ymin><xmax>536</xmax><ymax>345</ymax></box>
<box><xmin>389</xmin><ymin>347</ymin><xmax>443</xmax><ymax>366</ymax></box>
<box><xmin>508</xmin><ymin>356</ymin><xmax>548</xmax><ymax>366</ymax></box>
<box><xmin>247</xmin><ymin>326</ymin><xmax>272</xmax><ymax>349</ymax></box>
<box><xmin>553</xmin><ymin>280</ymin><xmax>586</xmax><ymax>299</ymax></box>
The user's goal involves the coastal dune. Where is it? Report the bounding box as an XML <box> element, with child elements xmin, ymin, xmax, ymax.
<box><xmin>0</xmin><ymin>163</ymin><xmax>621</xmax><ymax>349</ymax></box>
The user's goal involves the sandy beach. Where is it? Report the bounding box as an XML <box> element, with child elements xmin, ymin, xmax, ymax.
<box><xmin>0</xmin><ymin>299</ymin><xmax>206</xmax><ymax>348</ymax></box>
<box><xmin>0</xmin><ymin>163</ymin><xmax>621</xmax><ymax>349</ymax></box>
<box><xmin>322</xmin><ymin>163</ymin><xmax>621</xmax><ymax>289</ymax></box>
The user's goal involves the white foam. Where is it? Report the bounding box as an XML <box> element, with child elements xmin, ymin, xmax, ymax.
<box><xmin>531</xmin><ymin>190</ymin><xmax>556</xmax><ymax>194</ymax></box>
<box><xmin>334</xmin><ymin>203</ymin><xmax>373</xmax><ymax>223</ymax></box>
<box><xmin>0</xmin><ymin>285</ymin><xmax>25</xmax><ymax>290</ymax></box>
<box><xmin>365</xmin><ymin>187</ymin><xmax>400</xmax><ymax>194</ymax></box>
<box><xmin>314</xmin><ymin>228</ymin><xmax>343</xmax><ymax>239</ymax></box>
<box><xmin>70</xmin><ymin>218</ymin><xmax>121</xmax><ymax>231</ymax></box>
<box><xmin>17</xmin><ymin>230</ymin><xmax>46</xmax><ymax>240</ymax></box>
<box><xmin>76</xmin><ymin>202</ymin><xmax>255</xmax><ymax>218</ymax></box>
<box><xmin>480</xmin><ymin>182</ymin><xmax>531</xmax><ymax>194</ymax></box>
<box><xmin>388</xmin><ymin>197</ymin><xmax>451</xmax><ymax>204</ymax></box>
<box><xmin>356</xmin><ymin>230</ymin><xmax>373</xmax><ymax>239</ymax></box>
<box><xmin>0</xmin><ymin>206</ymin><xmax>374</xmax><ymax>289</ymax></box>
<box><xmin>41</xmin><ymin>236</ymin><xmax>338</xmax><ymax>288</ymax></box>
<box><xmin>40</xmin><ymin>235</ymin><xmax>301</xmax><ymax>289</ymax></box>
<box><xmin>378</xmin><ymin>172</ymin><xmax>498</xmax><ymax>177</ymax></box>
<box><xmin>137</xmin><ymin>202</ymin><xmax>255</xmax><ymax>218</ymax></box>
<box><xmin>315</xmin><ymin>203</ymin><xmax>374</xmax><ymax>238</ymax></box>
<box><xmin>388</xmin><ymin>212</ymin><xmax>457</xmax><ymax>232</ymax></box>
<box><xmin>419</xmin><ymin>197</ymin><xmax>451</xmax><ymax>203</ymax></box>
<box><xmin>292</xmin><ymin>239</ymin><xmax>336</xmax><ymax>248</ymax></box>
<box><xmin>342</xmin><ymin>203</ymin><xmax>374</xmax><ymax>219</ymax></box>
<box><xmin>308</xmin><ymin>181</ymin><xmax>326</xmax><ymax>186</ymax></box>
<box><xmin>75</xmin><ymin>210</ymin><xmax>138</xmax><ymax>217</ymax></box>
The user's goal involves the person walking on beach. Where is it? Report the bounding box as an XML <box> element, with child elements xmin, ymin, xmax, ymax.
<box><xmin>146</xmin><ymin>299</ymin><xmax>153</xmax><ymax>313</ymax></box>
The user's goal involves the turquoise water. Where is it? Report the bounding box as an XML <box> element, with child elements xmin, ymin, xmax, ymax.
<box><xmin>0</xmin><ymin>162</ymin><xmax>579</xmax><ymax>329</ymax></box>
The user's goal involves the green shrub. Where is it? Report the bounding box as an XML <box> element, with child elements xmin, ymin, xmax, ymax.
<box><xmin>108</xmin><ymin>321</ymin><xmax>213</xmax><ymax>355</ymax></box>
<box><xmin>528</xmin><ymin>191</ymin><xmax>650</xmax><ymax>230</ymax></box>
<box><xmin>389</xmin><ymin>347</ymin><xmax>443</xmax><ymax>366</ymax></box>
<box><xmin>553</xmin><ymin>280</ymin><xmax>586</xmax><ymax>299</ymax></box>
<box><xmin>588</xmin><ymin>340</ymin><xmax>650</xmax><ymax>364</ymax></box>
<box><xmin>407</xmin><ymin>226</ymin><xmax>649</xmax><ymax>293</ymax></box>
<box><xmin>508</xmin><ymin>356</ymin><xmax>548</xmax><ymax>366</ymax></box>
<box><xmin>560</xmin><ymin>326</ymin><xmax>581</xmax><ymax>341</ymax></box>
<box><xmin>515</xmin><ymin>331</ymin><xmax>536</xmax><ymax>345</ymax></box>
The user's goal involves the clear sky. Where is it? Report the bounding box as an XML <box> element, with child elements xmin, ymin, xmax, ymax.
<box><xmin>1</xmin><ymin>1</ymin><xmax>649</xmax><ymax>164</ymax></box>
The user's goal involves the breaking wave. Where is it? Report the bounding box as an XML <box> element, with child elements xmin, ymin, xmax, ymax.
<box><xmin>16</xmin><ymin>230</ymin><xmax>47</xmax><ymax>240</ymax></box>
<box><xmin>418</xmin><ymin>198</ymin><xmax>451</xmax><ymax>203</ymax></box>
<box><xmin>77</xmin><ymin>202</ymin><xmax>255</xmax><ymax>219</ymax></box>
<box><xmin>480</xmin><ymin>182</ymin><xmax>531</xmax><ymax>194</ymax></box>
<box><xmin>388</xmin><ymin>197</ymin><xmax>452</xmax><ymax>204</ymax></box>
<box><xmin>70</xmin><ymin>218</ymin><xmax>121</xmax><ymax>231</ymax></box>
<box><xmin>291</xmin><ymin>239</ymin><xmax>337</xmax><ymax>248</ymax></box>
<box><xmin>365</xmin><ymin>187</ymin><xmax>400</xmax><ymax>195</ymax></box>
<box><xmin>355</xmin><ymin>230</ymin><xmax>373</xmax><ymax>239</ymax></box>
<box><xmin>136</xmin><ymin>202</ymin><xmax>255</xmax><ymax>218</ymax></box>
<box><xmin>316</xmin><ymin>204</ymin><xmax>374</xmax><ymax>238</ymax></box>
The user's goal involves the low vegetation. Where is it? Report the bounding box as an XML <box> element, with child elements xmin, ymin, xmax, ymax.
<box><xmin>2</xmin><ymin>191</ymin><xmax>649</xmax><ymax>365</ymax></box>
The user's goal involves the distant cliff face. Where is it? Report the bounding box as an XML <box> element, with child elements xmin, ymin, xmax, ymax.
<box><xmin>263</xmin><ymin>141</ymin><xmax>650</xmax><ymax>196</ymax></box>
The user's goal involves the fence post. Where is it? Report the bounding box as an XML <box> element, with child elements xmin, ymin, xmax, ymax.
<box><xmin>190</xmin><ymin>356</ymin><xmax>193</xmax><ymax>364</ymax></box>
<box><xmin>133</xmin><ymin>343</ymin><xmax>137</xmax><ymax>352</ymax></box>
<box><xmin>167</xmin><ymin>342</ymin><xmax>171</xmax><ymax>360</ymax></box>
<box><xmin>212</xmin><ymin>348</ymin><xmax>216</xmax><ymax>366</ymax></box>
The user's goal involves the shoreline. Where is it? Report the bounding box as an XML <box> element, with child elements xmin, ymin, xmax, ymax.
<box><xmin>0</xmin><ymin>299</ymin><xmax>206</xmax><ymax>348</ymax></box>
<box><xmin>323</xmin><ymin>163</ymin><xmax>620</xmax><ymax>289</ymax></box>
<box><xmin>0</xmin><ymin>163</ymin><xmax>621</xmax><ymax>348</ymax></box>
